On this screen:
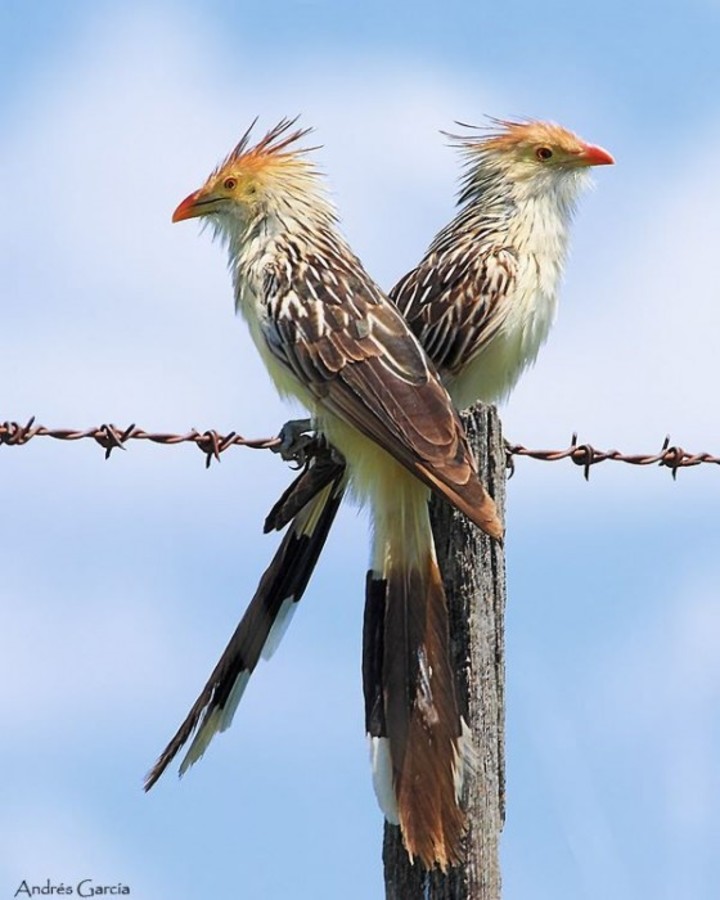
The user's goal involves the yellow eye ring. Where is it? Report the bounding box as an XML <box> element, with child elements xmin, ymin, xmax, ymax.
<box><xmin>223</xmin><ymin>177</ymin><xmax>238</xmax><ymax>190</ymax></box>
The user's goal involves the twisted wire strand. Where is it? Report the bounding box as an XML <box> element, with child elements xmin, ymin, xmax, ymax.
<box><xmin>0</xmin><ymin>417</ymin><xmax>280</xmax><ymax>468</ymax></box>
<box><xmin>1</xmin><ymin>418</ymin><xmax>717</xmax><ymax>478</ymax></box>
<box><xmin>506</xmin><ymin>433</ymin><xmax>719</xmax><ymax>480</ymax></box>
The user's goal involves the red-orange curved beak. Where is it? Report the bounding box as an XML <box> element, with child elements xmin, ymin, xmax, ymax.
<box><xmin>172</xmin><ymin>190</ymin><xmax>204</xmax><ymax>223</ymax></box>
<box><xmin>579</xmin><ymin>143</ymin><xmax>615</xmax><ymax>166</ymax></box>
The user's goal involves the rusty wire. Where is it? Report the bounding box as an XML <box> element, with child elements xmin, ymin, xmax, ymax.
<box><xmin>0</xmin><ymin>417</ymin><xmax>281</xmax><ymax>468</ymax></box>
<box><xmin>506</xmin><ymin>433</ymin><xmax>719</xmax><ymax>480</ymax></box>
<box><xmin>1</xmin><ymin>417</ymin><xmax>718</xmax><ymax>479</ymax></box>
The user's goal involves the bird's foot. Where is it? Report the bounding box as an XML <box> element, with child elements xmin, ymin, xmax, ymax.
<box><xmin>503</xmin><ymin>437</ymin><xmax>516</xmax><ymax>478</ymax></box>
<box><xmin>273</xmin><ymin>418</ymin><xmax>318</xmax><ymax>468</ymax></box>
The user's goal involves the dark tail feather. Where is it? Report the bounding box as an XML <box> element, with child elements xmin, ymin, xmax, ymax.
<box><xmin>144</xmin><ymin>471</ymin><xmax>345</xmax><ymax>791</ymax></box>
<box><xmin>363</xmin><ymin>574</ymin><xmax>398</xmax><ymax>823</ymax></box>
<box><xmin>265</xmin><ymin>445</ymin><xmax>346</xmax><ymax>534</ymax></box>
<box><xmin>363</xmin><ymin>573</ymin><xmax>387</xmax><ymax>742</ymax></box>
<box><xmin>364</xmin><ymin>558</ymin><xmax>467</xmax><ymax>870</ymax></box>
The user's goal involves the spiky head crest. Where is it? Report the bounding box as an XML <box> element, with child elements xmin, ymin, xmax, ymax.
<box><xmin>172</xmin><ymin>117</ymin><xmax>331</xmax><ymax>227</ymax></box>
<box><xmin>447</xmin><ymin>117</ymin><xmax>610</xmax><ymax>167</ymax></box>
<box><xmin>212</xmin><ymin>116</ymin><xmax>319</xmax><ymax>183</ymax></box>
<box><xmin>443</xmin><ymin>117</ymin><xmax>612</xmax><ymax>205</ymax></box>
<box><xmin>477</xmin><ymin>118</ymin><xmax>588</xmax><ymax>155</ymax></box>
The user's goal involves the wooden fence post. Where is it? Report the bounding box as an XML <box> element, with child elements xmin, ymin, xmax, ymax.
<box><xmin>381</xmin><ymin>403</ymin><xmax>507</xmax><ymax>900</ymax></box>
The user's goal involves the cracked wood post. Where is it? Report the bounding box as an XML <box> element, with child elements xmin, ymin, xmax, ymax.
<box><xmin>382</xmin><ymin>403</ymin><xmax>507</xmax><ymax>900</ymax></box>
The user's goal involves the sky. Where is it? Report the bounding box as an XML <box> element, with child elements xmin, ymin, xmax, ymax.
<box><xmin>1</xmin><ymin>1</ymin><xmax>719</xmax><ymax>898</ymax></box>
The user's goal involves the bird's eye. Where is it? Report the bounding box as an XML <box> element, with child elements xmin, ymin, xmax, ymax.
<box><xmin>535</xmin><ymin>147</ymin><xmax>553</xmax><ymax>162</ymax></box>
<box><xmin>223</xmin><ymin>177</ymin><xmax>237</xmax><ymax>190</ymax></box>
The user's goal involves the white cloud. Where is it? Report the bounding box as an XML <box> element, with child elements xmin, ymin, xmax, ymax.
<box><xmin>0</xmin><ymin>6</ymin><xmax>504</xmax><ymax>500</ymax></box>
<box><xmin>575</xmin><ymin>564</ymin><xmax>720</xmax><ymax>896</ymax></box>
<box><xmin>508</xmin><ymin>555</ymin><xmax>720</xmax><ymax>899</ymax></box>
<box><xmin>2</xmin><ymin>12</ymin><xmax>719</xmax><ymax>899</ymax></box>
<box><xmin>505</xmin><ymin>128</ymin><xmax>720</xmax><ymax>455</ymax></box>
<box><xmin>0</xmin><ymin>575</ymin><xmax>180</xmax><ymax>732</ymax></box>
<box><xmin>4</xmin><ymin>4</ymin><xmax>716</xmax><ymax>521</ymax></box>
<box><xmin>512</xmin><ymin>637</ymin><xmax>641</xmax><ymax>899</ymax></box>
<box><xmin>0</xmin><ymin>801</ymin><xmax>168</xmax><ymax>898</ymax></box>
<box><xmin>596</xmin><ymin>565</ymin><xmax>720</xmax><ymax>739</ymax></box>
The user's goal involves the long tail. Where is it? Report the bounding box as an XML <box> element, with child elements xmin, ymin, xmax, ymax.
<box><xmin>144</xmin><ymin>463</ymin><xmax>346</xmax><ymax>791</ymax></box>
<box><xmin>363</xmin><ymin>471</ymin><xmax>469</xmax><ymax>870</ymax></box>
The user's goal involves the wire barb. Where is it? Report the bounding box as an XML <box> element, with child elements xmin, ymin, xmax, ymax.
<box><xmin>505</xmin><ymin>433</ymin><xmax>720</xmax><ymax>479</ymax></box>
<box><xmin>0</xmin><ymin>418</ymin><xmax>281</xmax><ymax>467</ymax></box>
<box><xmin>1</xmin><ymin>418</ymin><xmax>718</xmax><ymax>476</ymax></box>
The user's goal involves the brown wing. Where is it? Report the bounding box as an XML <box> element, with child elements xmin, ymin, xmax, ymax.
<box><xmin>391</xmin><ymin>243</ymin><xmax>518</xmax><ymax>379</ymax></box>
<box><xmin>261</xmin><ymin>246</ymin><xmax>501</xmax><ymax>538</ymax></box>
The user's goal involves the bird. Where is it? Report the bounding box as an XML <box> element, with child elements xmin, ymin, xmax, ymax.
<box><xmin>145</xmin><ymin>118</ymin><xmax>504</xmax><ymax>870</ymax></box>
<box><xmin>392</xmin><ymin>118</ymin><xmax>614</xmax><ymax>410</ymax></box>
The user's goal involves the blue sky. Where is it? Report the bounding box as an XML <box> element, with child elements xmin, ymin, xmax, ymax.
<box><xmin>1</xmin><ymin>2</ymin><xmax>719</xmax><ymax>898</ymax></box>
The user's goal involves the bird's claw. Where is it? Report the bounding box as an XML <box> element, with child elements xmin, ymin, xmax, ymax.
<box><xmin>273</xmin><ymin>418</ymin><xmax>318</xmax><ymax>468</ymax></box>
<box><xmin>503</xmin><ymin>437</ymin><xmax>516</xmax><ymax>478</ymax></box>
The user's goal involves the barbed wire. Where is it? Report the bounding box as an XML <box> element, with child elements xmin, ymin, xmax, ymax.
<box><xmin>1</xmin><ymin>417</ymin><xmax>718</xmax><ymax>479</ymax></box>
<box><xmin>506</xmin><ymin>434</ymin><xmax>719</xmax><ymax>480</ymax></box>
<box><xmin>0</xmin><ymin>417</ymin><xmax>280</xmax><ymax>468</ymax></box>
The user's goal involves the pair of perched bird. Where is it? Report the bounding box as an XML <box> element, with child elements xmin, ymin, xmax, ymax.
<box><xmin>144</xmin><ymin>117</ymin><xmax>613</xmax><ymax>870</ymax></box>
